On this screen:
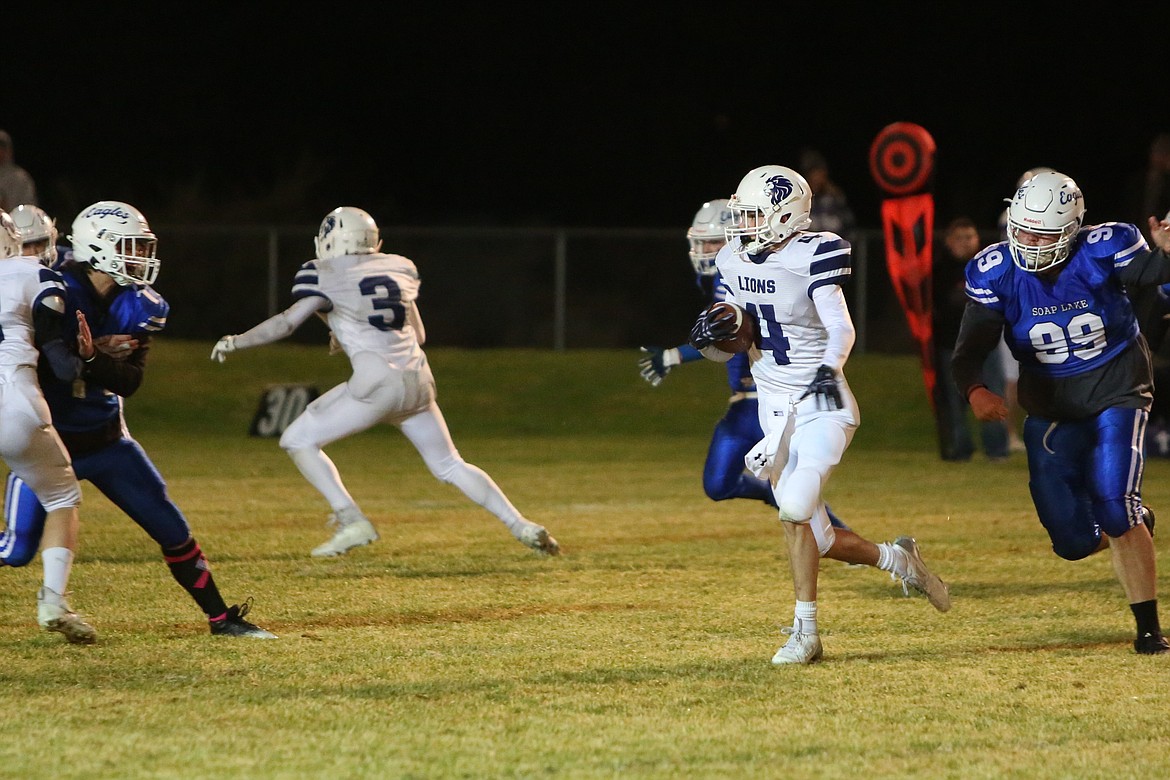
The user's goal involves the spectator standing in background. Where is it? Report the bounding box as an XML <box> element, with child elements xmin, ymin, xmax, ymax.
<box><xmin>931</xmin><ymin>217</ymin><xmax>1008</xmax><ymax>461</ymax></box>
<box><xmin>799</xmin><ymin>148</ymin><xmax>855</xmax><ymax>238</ymax></box>
<box><xmin>1125</xmin><ymin>132</ymin><xmax>1170</xmax><ymax>233</ymax></box>
<box><xmin>0</xmin><ymin>131</ymin><xmax>37</xmax><ymax>211</ymax></box>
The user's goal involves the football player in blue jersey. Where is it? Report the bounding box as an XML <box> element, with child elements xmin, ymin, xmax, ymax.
<box><xmin>954</xmin><ymin>171</ymin><xmax>1170</xmax><ymax>654</ymax></box>
<box><xmin>0</xmin><ymin>202</ymin><xmax>276</xmax><ymax>639</ymax></box>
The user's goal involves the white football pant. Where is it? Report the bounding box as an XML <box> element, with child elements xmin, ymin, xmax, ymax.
<box><xmin>279</xmin><ymin>357</ymin><xmax>527</xmax><ymax>530</ymax></box>
<box><xmin>757</xmin><ymin>387</ymin><xmax>858</xmax><ymax>555</ymax></box>
<box><xmin>0</xmin><ymin>367</ymin><xmax>81</xmax><ymax>512</ymax></box>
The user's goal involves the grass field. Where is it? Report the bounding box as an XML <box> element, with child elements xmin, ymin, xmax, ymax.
<box><xmin>1</xmin><ymin>343</ymin><xmax>1168</xmax><ymax>779</ymax></box>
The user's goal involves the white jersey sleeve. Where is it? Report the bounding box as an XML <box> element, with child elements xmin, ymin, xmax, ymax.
<box><xmin>0</xmin><ymin>256</ymin><xmax>65</xmax><ymax>375</ymax></box>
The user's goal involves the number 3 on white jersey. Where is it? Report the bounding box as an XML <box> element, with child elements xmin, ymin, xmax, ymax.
<box><xmin>359</xmin><ymin>275</ymin><xmax>405</xmax><ymax>331</ymax></box>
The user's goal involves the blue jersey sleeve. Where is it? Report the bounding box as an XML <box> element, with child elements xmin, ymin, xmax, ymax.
<box><xmin>108</xmin><ymin>285</ymin><xmax>170</xmax><ymax>335</ymax></box>
<box><xmin>964</xmin><ymin>241</ymin><xmax>1013</xmax><ymax>314</ymax></box>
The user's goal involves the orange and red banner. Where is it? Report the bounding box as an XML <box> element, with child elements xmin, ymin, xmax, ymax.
<box><xmin>868</xmin><ymin>122</ymin><xmax>938</xmax><ymax>409</ymax></box>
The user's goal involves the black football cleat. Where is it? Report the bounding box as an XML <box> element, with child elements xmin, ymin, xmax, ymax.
<box><xmin>1134</xmin><ymin>631</ymin><xmax>1169</xmax><ymax>655</ymax></box>
<box><xmin>209</xmin><ymin>597</ymin><xmax>277</xmax><ymax>639</ymax></box>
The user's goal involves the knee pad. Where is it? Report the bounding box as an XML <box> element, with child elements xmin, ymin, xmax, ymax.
<box><xmin>778</xmin><ymin>468</ymin><xmax>822</xmax><ymax>524</ymax></box>
<box><xmin>0</xmin><ymin>532</ymin><xmax>39</xmax><ymax>567</ymax></box>
<box><xmin>1096</xmin><ymin>498</ymin><xmax>1137</xmax><ymax>539</ymax></box>
<box><xmin>1050</xmin><ymin>532</ymin><xmax>1100</xmax><ymax>561</ymax></box>
<box><xmin>779</xmin><ymin>507</ymin><xmax>836</xmax><ymax>555</ymax></box>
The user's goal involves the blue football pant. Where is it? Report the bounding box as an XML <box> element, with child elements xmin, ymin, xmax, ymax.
<box><xmin>703</xmin><ymin>397</ymin><xmax>849</xmax><ymax>529</ymax></box>
<box><xmin>2</xmin><ymin>437</ymin><xmax>191</xmax><ymax>567</ymax></box>
<box><xmin>1025</xmin><ymin>407</ymin><xmax>1147</xmax><ymax>561</ymax></box>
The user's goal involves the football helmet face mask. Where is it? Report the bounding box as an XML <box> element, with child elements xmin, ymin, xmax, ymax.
<box><xmin>686</xmin><ymin>199</ymin><xmax>733</xmax><ymax>276</ymax></box>
<box><xmin>725</xmin><ymin>165</ymin><xmax>813</xmax><ymax>256</ymax></box>
<box><xmin>0</xmin><ymin>210</ymin><xmax>21</xmax><ymax>259</ymax></box>
<box><xmin>11</xmin><ymin>204</ymin><xmax>58</xmax><ymax>265</ymax></box>
<box><xmin>68</xmin><ymin>201</ymin><xmax>159</xmax><ymax>286</ymax></box>
<box><xmin>314</xmin><ymin>206</ymin><xmax>382</xmax><ymax>260</ymax></box>
<box><xmin>1005</xmin><ymin>171</ymin><xmax>1084</xmax><ymax>272</ymax></box>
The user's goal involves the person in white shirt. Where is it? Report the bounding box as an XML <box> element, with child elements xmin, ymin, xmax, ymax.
<box><xmin>212</xmin><ymin>207</ymin><xmax>560</xmax><ymax>559</ymax></box>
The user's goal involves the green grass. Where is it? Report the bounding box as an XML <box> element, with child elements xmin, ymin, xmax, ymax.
<box><xmin>2</xmin><ymin>344</ymin><xmax>1168</xmax><ymax>779</ymax></box>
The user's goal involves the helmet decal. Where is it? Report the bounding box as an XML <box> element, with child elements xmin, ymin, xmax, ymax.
<box><xmin>764</xmin><ymin>175</ymin><xmax>794</xmax><ymax>206</ymax></box>
<box><xmin>82</xmin><ymin>204</ymin><xmax>134</xmax><ymax>223</ymax></box>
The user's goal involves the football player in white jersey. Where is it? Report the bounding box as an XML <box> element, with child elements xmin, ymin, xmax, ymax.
<box><xmin>0</xmin><ymin>208</ymin><xmax>95</xmax><ymax>643</ymax></box>
<box><xmin>212</xmin><ymin>207</ymin><xmax>561</xmax><ymax>558</ymax></box>
<box><xmin>690</xmin><ymin>166</ymin><xmax>951</xmax><ymax>665</ymax></box>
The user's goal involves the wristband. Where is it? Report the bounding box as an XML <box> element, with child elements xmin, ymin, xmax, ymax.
<box><xmin>965</xmin><ymin>383</ymin><xmax>986</xmax><ymax>402</ymax></box>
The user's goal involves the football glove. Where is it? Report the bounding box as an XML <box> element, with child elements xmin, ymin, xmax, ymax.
<box><xmin>688</xmin><ymin>307</ymin><xmax>737</xmax><ymax>349</ymax></box>
<box><xmin>211</xmin><ymin>335</ymin><xmax>237</xmax><ymax>363</ymax></box>
<box><xmin>800</xmin><ymin>365</ymin><xmax>843</xmax><ymax>410</ymax></box>
<box><xmin>638</xmin><ymin>346</ymin><xmax>679</xmax><ymax>387</ymax></box>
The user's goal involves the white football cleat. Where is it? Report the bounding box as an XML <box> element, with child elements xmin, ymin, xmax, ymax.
<box><xmin>893</xmin><ymin>536</ymin><xmax>951</xmax><ymax>612</ymax></box>
<box><xmin>771</xmin><ymin>619</ymin><xmax>822</xmax><ymax>665</ymax></box>
<box><xmin>516</xmin><ymin>522</ymin><xmax>561</xmax><ymax>556</ymax></box>
<box><xmin>37</xmin><ymin>587</ymin><xmax>97</xmax><ymax>645</ymax></box>
<box><xmin>311</xmin><ymin>507</ymin><xmax>379</xmax><ymax>557</ymax></box>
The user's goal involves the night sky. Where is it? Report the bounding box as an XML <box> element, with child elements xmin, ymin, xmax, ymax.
<box><xmin>10</xmin><ymin>3</ymin><xmax>1170</xmax><ymax>231</ymax></box>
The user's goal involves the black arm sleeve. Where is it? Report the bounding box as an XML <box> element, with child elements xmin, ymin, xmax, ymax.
<box><xmin>31</xmin><ymin>296</ymin><xmax>83</xmax><ymax>382</ymax></box>
<box><xmin>1119</xmin><ymin>248</ymin><xmax>1170</xmax><ymax>288</ymax></box>
<box><xmin>82</xmin><ymin>336</ymin><xmax>151</xmax><ymax>397</ymax></box>
<box><xmin>951</xmin><ymin>301</ymin><xmax>1006</xmax><ymax>399</ymax></box>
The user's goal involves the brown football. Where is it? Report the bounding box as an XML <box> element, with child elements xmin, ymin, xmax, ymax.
<box><xmin>704</xmin><ymin>301</ymin><xmax>758</xmax><ymax>353</ymax></box>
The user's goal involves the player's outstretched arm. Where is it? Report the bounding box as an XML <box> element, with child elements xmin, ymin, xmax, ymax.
<box><xmin>211</xmin><ymin>297</ymin><xmax>327</xmax><ymax>363</ymax></box>
<box><xmin>638</xmin><ymin>345</ymin><xmax>704</xmax><ymax>386</ymax></box>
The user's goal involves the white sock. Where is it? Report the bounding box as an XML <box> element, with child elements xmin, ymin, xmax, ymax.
<box><xmin>876</xmin><ymin>542</ymin><xmax>906</xmax><ymax>576</ymax></box>
<box><xmin>41</xmin><ymin>547</ymin><xmax>74</xmax><ymax>599</ymax></box>
<box><xmin>795</xmin><ymin>600</ymin><xmax>818</xmax><ymax>635</ymax></box>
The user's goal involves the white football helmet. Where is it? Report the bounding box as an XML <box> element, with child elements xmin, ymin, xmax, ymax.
<box><xmin>68</xmin><ymin>201</ymin><xmax>159</xmax><ymax>286</ymax></box>
<box><xmin>1005</xmin><ymin>171</ymin><xmax>1084</xmax><ymax>272</ymax></box>
<box><xmin>725</xmin><ymin>165</ymin><xmax>813</xmax><ymax>256</ymax></box>
<box><xmin>686</xmin><ymin>199</ymin><xmax>733</xmax><ymax>276</ymax></box>
<box><xmin>0</xmin><ymin>210</ymin><xmax>21</xmax><ymax>259</ymax></box>
<box><xmin>11</xmin><ymin>204</ymin><xmax>58</xmax><ymax>265</ymax></box>
<box><xmin>314</xmin><ymin>206</ymin><xmax>382</xmax><ymax>260</ymax></box>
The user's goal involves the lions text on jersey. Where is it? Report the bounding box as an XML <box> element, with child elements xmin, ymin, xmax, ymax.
<box><xmin>714</xmin><ymin>231</ymin><xmax>852</xmax><ymax>397</ymax></box>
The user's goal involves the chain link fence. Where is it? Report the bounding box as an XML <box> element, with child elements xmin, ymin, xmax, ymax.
<box><xmin>155</xmin><ymin>225</ymin><xmax>920</xmax><ymax>353</ymax></box>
